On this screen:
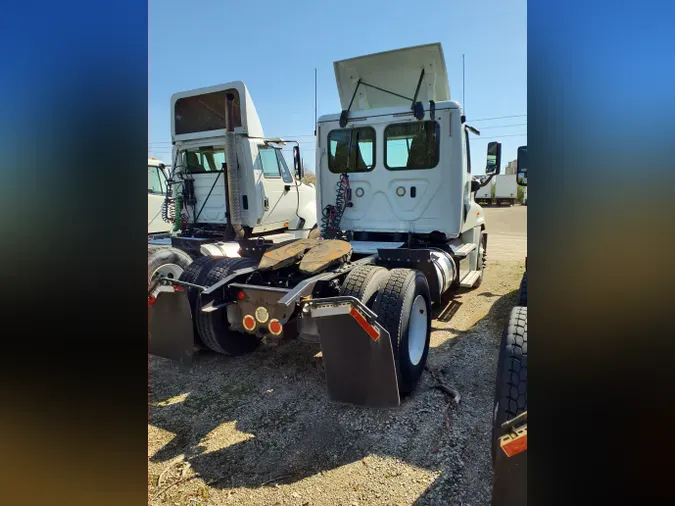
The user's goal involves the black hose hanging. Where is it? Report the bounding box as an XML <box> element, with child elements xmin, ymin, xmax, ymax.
<box><xmin>321</xmin><ymin>173</ymin><xmax>351</xmax><ymax>239</ymax></box>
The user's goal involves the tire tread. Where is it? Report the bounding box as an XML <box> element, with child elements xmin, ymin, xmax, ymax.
<box><xmin>195</xmin><ymin>257</ymin><xmax>259</xmax><ymax>355</ymax></box>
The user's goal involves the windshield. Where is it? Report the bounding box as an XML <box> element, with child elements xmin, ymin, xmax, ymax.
<box><xmin>148</xmin><ymin>165</ymin><xmax>167</xmax><ymax>194</ymax></box>
<box><xmin>180</xmin><ymin>147</ymin><xmax>226</xmax><ymax>173</ymax></box>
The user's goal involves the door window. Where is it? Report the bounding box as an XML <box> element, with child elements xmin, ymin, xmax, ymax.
<box><xmin>148</xmin><ymin>166</ymin><xmax>165</xmax><ymax>194</ymax></box>
<box><xmin>275</xmin><ymin>149</ymin><xmax>294</xmax><ymax>183</ymax></box>
<box><xmin>259</xmin><ymin>148</ymin><xmax>284</xmax><ymax>179</ymax></box>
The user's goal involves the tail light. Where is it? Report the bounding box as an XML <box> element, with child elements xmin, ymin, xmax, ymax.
<box><xmin>242</xmin><ymin>315</ymin><xmax>256</xmax><ymax>332</ymax></box>
<box><xmin>268</xmin><ymin>319</ymin><xmax>283</xmax><ymax>336</ymax></box>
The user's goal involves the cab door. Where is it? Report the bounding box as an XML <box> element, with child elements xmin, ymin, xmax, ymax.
<box><xmin>148</xmin><ymin>164</ymin><xmax>171</xmax><ymax>234</ymax></box>
<box><xmin>257</xmin><ymin>147</ymin><xmax>298</xmax><ymax>230</ymax></box>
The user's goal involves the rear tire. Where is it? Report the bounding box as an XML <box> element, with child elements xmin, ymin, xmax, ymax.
<box><xmin>474</xmin><ymin>231</ymin><xmax>487</xmax><ymax>288</ymax></box>
<box><xmin>372</xmin><ymin>268</ymin><xmax>432</xmax><ymax>395</ymax></box>
<box><xmin>339</xmin><ymin>265</ymin><xmax>389</xmax><ymax>308</ymax></box>
<box><xmin>492</xmin><ymin>306</ymin><xmax>527</xmax><ymax>462</ymax></box>
<box><xmin>195</xmin><ymin>257</ymin><xmax>260</xmax><ymax>355</ymax></box>
<box><xmin>518</xmin><ymin>272</ymin><xmax>527</xmax><ymax>306</ymax></box>
<box><xmin>178</xmin><ymin>256</ymin><xmax>217</xmax><ymax>311</ymax></box>
<box><xmin>177</xmin><ymin>255</ymin><xmax>221</xmax><ymax>348</ymax></box>
<box><xmin>148</xmin><ymin>247</ymin><xmax>192</xmax><ymax>291</ymax></box>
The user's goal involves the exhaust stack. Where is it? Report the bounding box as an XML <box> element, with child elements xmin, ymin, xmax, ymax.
<box><xmin>225</xmin><ymin>93</ymin><xmax>245</xmax><ymax>240</ymax></box>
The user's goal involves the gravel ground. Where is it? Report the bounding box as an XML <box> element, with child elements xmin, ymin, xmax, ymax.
<box><xmin>148</xmin><ymin>205</ymin><xmax>526</xmax><ymax>506</ymax></box>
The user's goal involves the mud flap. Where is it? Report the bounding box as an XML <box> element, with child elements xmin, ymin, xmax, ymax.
<box><xmin>149</xmin><ymin>291</ymin><xmax>195</xmax><ymax>366</ymax></box>
<box><xmin>308</xmin><ymin>297</ymin><xmax>400</xmax><ymax>408</ymax></box>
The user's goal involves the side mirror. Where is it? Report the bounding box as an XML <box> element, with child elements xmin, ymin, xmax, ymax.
<box><xmin>516</xmin><ymin>145</ymin><xmax>527</xmax><ymax>186</ymax></box>
<box><xmin>485</xmin><ymin>141</ymin><xmax>502</xmax><ymax>175</ymax></box>
<box><xmin>293</xmin><ymin>145</ymin><xmax>303</xmax><ymax>179</ymax></box>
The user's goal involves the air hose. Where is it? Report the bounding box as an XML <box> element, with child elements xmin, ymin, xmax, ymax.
<box><xmin>321</xmin><ymin>173</ymin><xmax>351</xmax><ymax>239</ymax></box>
<box><xmin>172</xmin><ymin>193</ymin><xmax>183</xmax><ymax>232</ymax></box>
<box><xmin>161</xmin><ymin>182</ymin><xmax>176</xmax><ymax>224</ymax></box>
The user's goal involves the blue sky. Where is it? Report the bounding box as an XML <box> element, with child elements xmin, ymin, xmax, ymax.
<box><xmin>149</xmin><ymin>0</ymin><xmax>526</xmax><ymax>174</ymax></box>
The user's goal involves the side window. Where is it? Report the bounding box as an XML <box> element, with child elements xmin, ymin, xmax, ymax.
<box><xmin>182</xmin><ymin>149</ymin><xmax>226</xmax><ymax>173</ymax></box>
<box><xmin>464</xmin><ymin>129</ymin><xmax>472</xmax><ymax>173</ymax></box>
<box><xmin>259</xmin><ymin>148</ymin><xmax>281</xmax><ymax>178</ymax></box>
<box><xmin>327</xmin><ymin>127</ymin><xmax>375</xmax><ymax>173</ymax></box>
<box><xmin>384</xmin><ymin>121</ymin><xmax>440</xmax><ymax>170</ymax></box>
<box><xmin>148</xmin><ymin>166</ymin><xmax>164</xmax><ymax>194</ymax></box>
<box><xmin>275</xmin><ymin>149</ymin><xmax>294</xmax><ymax>183</ymax></box>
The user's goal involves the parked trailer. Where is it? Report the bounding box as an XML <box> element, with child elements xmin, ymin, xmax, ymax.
<box><xmin>474</xmin><ymin>177</ymin><xmax>494</xmax><ymax>206</ymax></box>
<box><xmin>149</xmin><ymin>43</ymin><xmax>502</xmax><ymax>408</ymax></box>
<box><xmin>494</xmin><ymin>174</ymin><xmax>517</xmax><ymax>206</ymax></box>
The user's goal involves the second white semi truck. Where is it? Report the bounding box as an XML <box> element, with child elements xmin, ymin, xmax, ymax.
<box><xmin>494</xmin><ymin>174</ymin><xmax>517</xmax><ymax>206</ymax></box>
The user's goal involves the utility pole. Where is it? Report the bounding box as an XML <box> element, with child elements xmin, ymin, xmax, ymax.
<box><xmin>314</xmin><ymin>68</ymin><xmax>318</xmax><ymax>136</ymax></box>
<box><xmin>462</xmin><ymin>54</ymin><xmax>466</xmax><ymax>109</ymax></box>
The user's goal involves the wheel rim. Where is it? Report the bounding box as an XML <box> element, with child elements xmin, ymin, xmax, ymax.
<box><xmin>408</xmin><ymin>295</ymin><xmax>428</xmax><ymax>366</ymax></box>
<box><xmin>151</xmin><ymin>263</ymin><xmax>184</xmax><ymax>283</ymax></box>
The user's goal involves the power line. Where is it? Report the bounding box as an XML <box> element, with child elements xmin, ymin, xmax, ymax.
<box><xmin>469</xmin><ymin>114</ymin><xmax>527</xmax><ymax>122</ymax></box>
<box><xmin>477</xmin><ymin>123</ymin><xmax>527</xmax><ymax>130</ymax></box>
<box><xmin>471</xmin><ymin>133</ymin><xmax>527</xmax><ymax>140</ymax></box>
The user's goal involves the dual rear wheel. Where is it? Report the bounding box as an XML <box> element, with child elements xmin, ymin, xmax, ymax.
<box><xmin>180</xmin><ymin>257</ymin><xmax>261</xmax><ymax>355</ymax></box>
<box><xmin>340</xmin><ymin>265</ymin><xmax>432</xmax><ymax>395</ymax></box>
<box><xmin>149</xmin><ymin>249</ymin><xmax>433</xmax><ymax>396</ymax></box>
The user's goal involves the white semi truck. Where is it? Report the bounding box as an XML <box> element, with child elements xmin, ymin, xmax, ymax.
<box><xmin>148</xmin><ymin>158</ymin><xmax>172</xmax><ymax>235</ymax></box>
<box><xmin>474</xmin><ymin>177</ymin><xmax>494</xmax><ymax>206</ymax></box>
<box><xmin>149</xmin><ymin>43</ymin><xmax>502</xmax><ymax>408</ymax></box>
<box><xmin>495</xmin><ymin>174</ymin><xmax>517</xmax><ymax>206</ymax></box>
<box><xmin>146</xmin><ymin>81</ymin><xmax>319</xmax><ymax>258</ymax></box>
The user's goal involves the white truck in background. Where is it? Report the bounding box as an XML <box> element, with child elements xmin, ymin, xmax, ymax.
<box><xmin>147</xmin><ymin>81</ymin><xmax>319</xmax><ymax>259</ymax></box>
<box><xmin>495</xmin><ymin>174</ymin><xmax>517</xmax><ymax>206</ymax></box>
<box><xmin>148</xmin><ymin>158</ymin><xmax>172</xmax><ymax>235</ymax></box>
<box><xmin>474</xmin><ymin>177</ymin><xmax>493</xmax><ymax>206</ymax></box>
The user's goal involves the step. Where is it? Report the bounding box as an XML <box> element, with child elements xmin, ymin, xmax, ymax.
<box><xmin>262</xmin><ymin>232</ymin><xmax>300</xmax><ymax>243</ymax></box>
<box><xmin>459</xmin><ymin>270</ymin><xmax>482</xmax><ymax>288</ymax></box>
<box><xmin>452</xmin><ymin>243</ymin><xmax>476</xmax><ymax>258</ymax></box>
<box><xmin>350</xmin><ymin>241</ymin><xmax>405</xmax><ymax>255</ymax></box>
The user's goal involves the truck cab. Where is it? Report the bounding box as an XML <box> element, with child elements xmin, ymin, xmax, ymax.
<box><xmin>316</xmin><ymin>43</ymin><xmax>498</xmax><ymax>283</ymax></box>
<box><xmin>166</xmin><ymin>81</ymin><xmax>318</xmax><ymax>256</ymax></box>
<box><xmin>148</xmin><ymin>158</ymin><xmax>172</xmax><ymax>235</ymax></box>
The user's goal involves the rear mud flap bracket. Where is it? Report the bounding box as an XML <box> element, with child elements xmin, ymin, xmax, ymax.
<box><xmin>307</xmin><ymin>296</ymin><xmax>400</xmax><ymax>408</ymax></box>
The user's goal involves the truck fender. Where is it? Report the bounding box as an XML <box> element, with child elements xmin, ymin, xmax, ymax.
<box><xmin>298</xmin><ymin>194</ymin><xmax>318</xmax><ymax>230</ymax></box>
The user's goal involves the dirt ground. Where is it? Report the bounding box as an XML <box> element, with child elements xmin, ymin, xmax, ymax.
<box><xmin>148</xmin><ymin>205</ymin><xmax>527</xmax><ymax>506</ymax></box>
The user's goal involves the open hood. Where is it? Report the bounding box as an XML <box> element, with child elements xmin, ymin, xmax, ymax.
<box><xmin>333</xmin><ymin>43</ymin><xmax>450</xmax><ymax>112</ymax></box>
<box><xmin>170</xmin><ymin>80</ymin><xmax>264</xmax><ymax>140</ymax></box>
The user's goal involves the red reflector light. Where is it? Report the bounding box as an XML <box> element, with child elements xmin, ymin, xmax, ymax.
<box><xmin>349</xmin><ymin>308</ymin><xmax>380</xmax><ymax>341</ymax></box>
<box><xmin>148</xmin><ymin>296</ymin><xmax>156</xmax><ymax>307</ymax></box>
<box><xmin>500</xmin><ymin>428</ymin><xmax>527</xmax><ymax>457</ymax></box>
<box><xmin>242</xmin><ymin>315</ymin><xmax>256</xmax><ymax>331</ymax></box>
<box><xmin>268</xmin><ymin>319</ymin><xmax>283</xmax><ymax>336</ymax></box>
<box><xmin>174</xmin><ymin>285</ymin><xmax>185</xmax><ymax>292</ymax></box>
<box><xmin>237</xmin><ymin>291</ymin><xmax>246</xmax><ymax>300</ymax></box>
